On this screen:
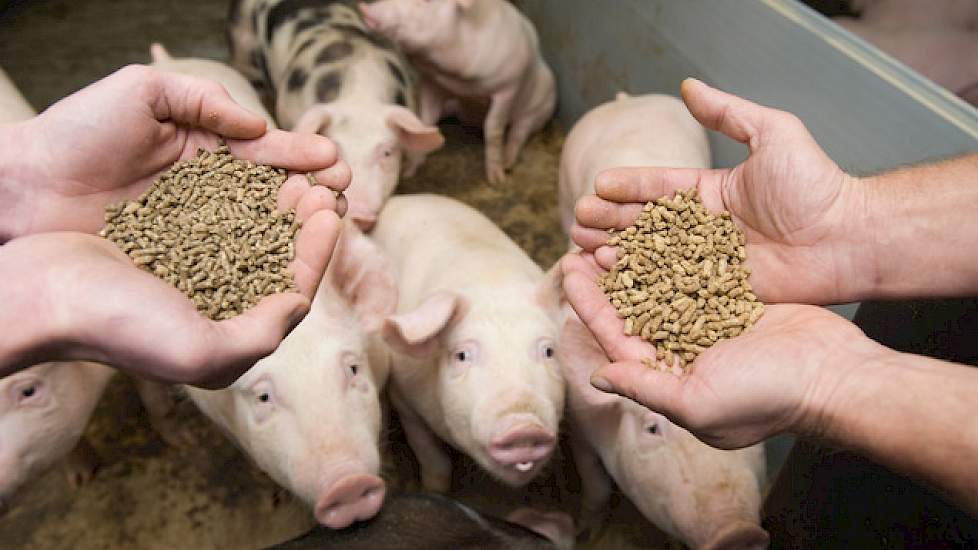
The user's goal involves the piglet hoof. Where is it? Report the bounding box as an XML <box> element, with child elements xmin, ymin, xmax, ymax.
<box><xmin>486</xmin><ymin>163</ymin><xmax>507</xmax><ymax>185</ymax></box>
<box><xmin>62</xmin><ymin>440</ymin><xmax>100</xmax><ymax>490</ymax></box>
<box><xmin>506</xmin><ymin>508</ymin><xmax>576</xmax><ymax>550</ymax></box>
<box><xmin>152</xmin><ymin>416</ymin><xmax>199</xmax><ymax>450</ymax></box>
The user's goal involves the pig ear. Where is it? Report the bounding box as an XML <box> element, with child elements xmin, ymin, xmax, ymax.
<box><xmin>385</xmin><ymin>106</ymin><xmax>445</xmax><ymax>153</ymax></box>
<box><xmin>536</xmin><ymin>263</ymin><xmax>565</xmax><ymax>312</ymax></box>
<box><xmin>150</xmin><ymin>42</ymin><xmax>171</xmax><ymax>63</ymax></box>
<box><xmin>328</xmin><ymin>222</ymin><xmax>398</xmax><ymax>332</ymax></box>
<box><xmin>382</xmin><ymin>292</ymin><xmax>460</xmax><ymax>359</ymax></box>
<box><xmin>293</xmin><ymin>105</ymin><xmax>334</xmax><ymax>134</ymax></box>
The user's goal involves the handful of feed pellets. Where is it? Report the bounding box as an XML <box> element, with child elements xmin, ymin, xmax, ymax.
<box><xmin>100</xmin><ymin>145</ymin><xmax>299</xmax><ymax>321</ymax></box>
<box><xmin>598</xmin><ymin>188</ymin><xmax>763</xmax><ymax>372</ymax></box>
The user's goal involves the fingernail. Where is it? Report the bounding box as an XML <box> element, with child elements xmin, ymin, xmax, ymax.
<box><xmin>590</xmin><ymin>376</ymin><xmax>612</xmax><ymax>392</ymax></box>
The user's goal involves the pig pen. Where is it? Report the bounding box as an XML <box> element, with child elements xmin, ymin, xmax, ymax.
<box><xmin>3</xmin><ymin>0</ymin><xmax>978</xmax><ymax>548</ymax></box>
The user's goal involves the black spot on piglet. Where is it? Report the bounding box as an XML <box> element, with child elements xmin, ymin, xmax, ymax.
<box><xmin>316</xmin><ymin>71</ymin><xmax>342</xmax><ymax>102</ymax></box>
<box><xmin>288</xmin><ymin>68</ymin><xmax>309</xmax><ymax>91</ymax></box>
<box><xmin>316</xmin><ymin>40</ymin><xmax>354</xmax><ymax>64</ymax></box>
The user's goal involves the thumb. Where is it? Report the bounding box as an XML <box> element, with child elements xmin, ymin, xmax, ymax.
<box><xmin>680</xmin><ymin>78</ymin><xmax>777</xmax><ymax>146</ymax></box>
<box><xmin>198</xmin><ymin>293</ymin><xmax>310</xmax><ymax>388</ymax></box>
<box><xmin>591</xmin><ymin>360</ymin><xmax>684</xmax><ymax>416</ymax></box>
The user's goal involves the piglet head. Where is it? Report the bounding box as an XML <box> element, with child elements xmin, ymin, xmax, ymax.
<box><xmin>294</xmin><ymin>103</ymin><xmax>442</xmax><ymax>231</ymax></box>
<box><xmin>359</xmin><ymin>0</ymin><xmax>473</xmax><ymax>53</ymax></box>
<box><xmin>0</xmin><ymin>362</ymin><xmax>107</xmax><ymax>511</ymax></box>
<box><xmin>383</xmin><ymin>269</ymin><xmax>566</xmax><ymax>487</ymax></box>
<box><xmin>195</xmin><ymin>223</ymin><xmax>397</xmax><ymax>529</ymax></box>
<box><xmin>616</xmin><ymin>403</ymin><xmax>769</xmax><ymax>549</ymax></box>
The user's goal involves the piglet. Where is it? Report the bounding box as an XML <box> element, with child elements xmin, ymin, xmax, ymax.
<box><xmin>558</xmin><ymin>93</ymin><xmax>768</xmax><ymax>549</ymax></box>
<box><xmin>0</xmin><ymin>362</ymin><xmax>114</xmax><ymax>512</ymax></box>
<box><xmin>360</xmin><ymin>0</ymin><xmax>557</xmax><ymax>183</ymax></box>
<box><xmin>230</xmin><ymin>0</ymin><xmax>444</xmax><ymax>230</ymax></box>
<box><xmin>184</xmin><ymin>222</ymin><xmax>397</xmax><ymax>529</ymax></box>
<box><xmin>149</xmin><ymin>42</ymin><xmax>278</xmax><ymax>128</ymax></box>
<box><xmin>372</xmin><ymin>194</ymin><xmax>565</xmax><ymax>492</ymax></box>
<box><xmin>0</xmin><ymin>67</ymin><xmax>34</xmax><ymax>124</ymax></box>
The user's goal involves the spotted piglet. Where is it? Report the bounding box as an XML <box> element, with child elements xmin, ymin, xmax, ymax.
<box><xmin>359</xmin><ymin>0</ymin><xmax>557</xmax><ymax>183</ymax></box>
<box><xmin>229</xmin><ymin>0</ymin><xmax>444</xmax><ymax>230</ymax></box>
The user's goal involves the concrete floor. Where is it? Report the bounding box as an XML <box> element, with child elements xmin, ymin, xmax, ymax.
<box><xmin>0</xmin><ymin>1</ymin><xmax>677</xmax><ymax>548</ymax></box>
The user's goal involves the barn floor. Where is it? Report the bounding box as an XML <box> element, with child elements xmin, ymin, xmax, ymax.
<box><xmin>0</xmin><ymin>1</ymin><xmax>676</xmax><ymax>548</ymax></box>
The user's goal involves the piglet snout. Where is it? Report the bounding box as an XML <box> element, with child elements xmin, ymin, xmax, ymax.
<box><xmin>315</xmin><ymin>474</ymin><xmax>386</xmax><ymax>529</ymax></box>
<box><xmin>489</xmin><ymin>424</ymin><xmax>555</xmax><ymax>471</ymax></box>
<box><xmin>350</xmin><ymin>211</ymin><xmax>378</xmax><ymax>231</ymax></box>
<box><xmin>701</xmin><ymin>521</ymin><xmax>770</xmax><ymax>550</ymax></box>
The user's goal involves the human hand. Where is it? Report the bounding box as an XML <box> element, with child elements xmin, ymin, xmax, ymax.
<box><xmin>572</xmin><ymin>78</ymin><xmax>869</xmax><ymax>305</ymax></box>
<box><xmin>561</xmin><ymin>252</ymin><xmax>885</xmax><ymax>448</ymax></box>
<box><xmin>0</xmin><ymin>64</ymin><xmax>351</xmax><ymax>239</ymax></box>
<box><xmin>1</xmin><ymin>216</ymin><xmax>340</xmax><ymax>388</ymax></box>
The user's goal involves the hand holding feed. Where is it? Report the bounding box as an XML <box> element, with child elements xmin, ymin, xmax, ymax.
<box><xmin>0</xmin><ymin>64</ymin><xmax>351</xmax><ymax>240</ymax></box>
<box><xmin>0</xmin><ymin>208</ymin><xmax>339</xmax><ymax>388</ymax></box>
<box><xmin>572</xmin><ymin>78</ymin><xmax>869</xmax><ymax>306</ymax></box>
<box><xmin>563</xmin><ymin>248</ymin><xmax>884</xmax><ymax>448</ymax></box>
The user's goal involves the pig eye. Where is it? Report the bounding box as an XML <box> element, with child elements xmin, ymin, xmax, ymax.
<box><xmin>14</xmin><ymin>380</ymin><xmax>46</xmax><ymax>407</ymax></box>
<box><xmin>536</xmin><ymin>338</ymin><xmax>557</xmax><ymax>362</ymax></box>
<box><xmin>341</xmin><ymin>353</ymin><xmax>363</xmax><ymax>380</ymax></box>
<box><xmin>646</xmin><ymin>423</ymin><xmax>660</xmax><ymax>436</ymax></box>
<box><xmin>257</xmin><ymin>392</ymin><xmax>271</xmax><ymax>403</ymax></box>
<box><xmin>449</xmin><ymin>341</ymin><xmax>479</xmax><ymax>367</ymax></box>
<box><xmin>21</xmin><ymin>385</ymin><xmax>36</xmax><ymax>398</ymax></box>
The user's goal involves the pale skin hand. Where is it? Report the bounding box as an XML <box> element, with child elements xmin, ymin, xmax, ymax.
<box><xmin>572</xmin><ymin>78</ymin><xmax>871</xmax><ymax>306</ymax></box>
<box><xmin>0</xmin><ymin>217</ymin><xmax>339</xmax><ymax>389</ymax></box>
<box><xmin>563</xmin><ymin>79</ymin><xmax>978</xmax><ymax>514</ymax></box>
<box><xmin>0</xmin><ymin>64</ymin><xmax>352</xmax><ymax>240</ymax></box>
<box><xmin>0</xmin><ymin>64</ymin><xmax>353</xmax><ymax>388</ymax></box>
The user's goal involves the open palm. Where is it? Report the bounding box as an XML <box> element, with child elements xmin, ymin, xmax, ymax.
<box><xmin>8</xmin><ymin>65</ymin><xmax>351</xmax><ymax>237</ymax></box>
<box><xmin>561</xmin><ymin>252</ymin><xmax>878</xmax><ymax>449</ymax></box>
<box><xmin>572</xmin><ymin>78</ymin><xmax>868</xmax><ymax>306</ymax></box>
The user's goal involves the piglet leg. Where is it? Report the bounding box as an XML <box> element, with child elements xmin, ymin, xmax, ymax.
<box><xmin>133</xmin><ymin>377</ymin><xmax>197</xmax><ymax>449</ymax></box>
<box><xmin>483</xmin><ymin>89</ymin><xmax>518</xmax><ymax>184</ymax></box>
<box><xmin>392</xmin><ymin>387</ymin><xmax>453</xmax><ymax>493</ymax></box>
<box><xmin>571</xmin><ymin>432</ymin><xmax>613</xmax><ymax>539</ymax></box>
<box><xmin>62</xmin><ymin>437</ymin><xmax>100</xmax><ymax>489</ymax></box>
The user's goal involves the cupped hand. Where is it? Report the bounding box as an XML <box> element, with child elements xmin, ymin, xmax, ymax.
<box><xmin>572</xmin><ymin>78</ymin><xmax>868</xmax><ymax>305</ymax></box>
<box><xmin>561</xmin><ymin>251</ymin><xmax>884</xmax><ymax>448</ymax></box>
<box><xmin>4</xmin><ymin>210</ymin><xmax>340</xmax><ymax>388</ymax></box>
<box><xmin>3</xmin><ymin>64</ymin><xmax>351</xmax><ymax>238</ymax></box>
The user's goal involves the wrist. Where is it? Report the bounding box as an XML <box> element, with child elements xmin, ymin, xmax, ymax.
<box><xmin>793</xmin><ymin>327</ymin><xmax>894</xmax><ymax>440</ymax></box>
<box><xmin>0</xmin><ymin>121</ymin><xmax>38</xmax><ymax>243</ymax></box>
<box><xmin>830</xmin><ymin>173</ymin><xmax>881</xmax><ymax>302</ymax></box>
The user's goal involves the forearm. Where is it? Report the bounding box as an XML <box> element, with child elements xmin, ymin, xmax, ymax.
<box><xmin>808</xmin><ymin>346</ymin><xmax>978</xmax><ymax>515</ymax></box>
<box><xmin>855</xmin><ymin>153</ymin><xmax>978</xmax><ymax>299</ymax></box>
<box><xmin>0</xmin><ymin>121</ymin><xmax>36</xmax><ymax>243</ymax></box>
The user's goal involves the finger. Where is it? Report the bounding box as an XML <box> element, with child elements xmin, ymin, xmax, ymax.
<box><xmin>295</xmin><ymin>185</ymin><xmax>338</xmax><ymax>223</ymax></box>
<box><xmin>575</xmin><ymin>195</ymin><xmax>644</xmax><ymax>230</ymax></box>
<box><xmin>289</xmin><ymin>209</ymin><xmax>342</xmax><ymax>300</ymax></box>
<box><xmin>570</xmin><ymin>224</ymin><xmax>614</xmax><ymax>252</ymax></box>
<box><xmin>308</xmin><ymin>159</ymin><xmax>352</xmax><ymax>193</ymax></box>
<box><xmin>594</xmin><ymin>166</ymin><xmax>726</xmax><ymax>204</ymax></box>
<box><xmin>152</xmin><ymin>67</ymin><xmax>267</xmax><ymax>139</ymax></box>
<box><xmin>680</xmin><ymin>77</ymin><xmax>776</xmax><ymax>146</ymax></box>
<box><xmin>277</xmin><ymin>173</ymin><xmax>312</xmax><ymax>213</ymax></box>
<box><xmin>559</xmin><ymin>251</ymin><xmax>604</xmax><ymax>280</ymax></box>
<box><xmin>591</xmin><ymin>360</ymin><xmax>683</xmax><ymax>417</ymax></box>
<box><xmin>227</xmin><ymin>128</ymin><xmax>339</xmax><ymax>172</ymax></box>
<box><xmin>594</xmin><ymin>246</ymin><xmax>618</xmax><ymax>270</ymax></box>
<box><xmin>199</xmin><ymin>293</ymin><xmax>310</xmax><ymax>388</ymax></box>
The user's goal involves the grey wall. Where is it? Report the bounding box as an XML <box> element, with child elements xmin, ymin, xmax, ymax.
<box><xmin>523</xmin><ymin>0</ymin><xmax>978</xmax><ymax>175</ymax></box>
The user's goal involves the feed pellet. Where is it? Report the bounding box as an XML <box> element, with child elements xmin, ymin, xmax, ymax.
<box><xmin>100</xmin><ymin>145</ymin><xmax>299</xmax><ymax>321</ymax></box>
<box><xmin>598</xmin><ymin>188</ymin><xmax>763</xmax><ymax>372</ymax></box>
